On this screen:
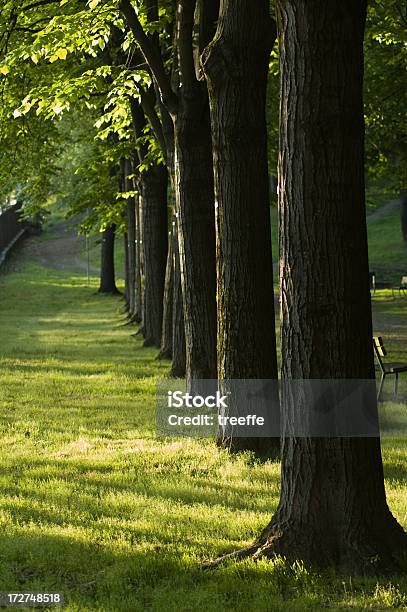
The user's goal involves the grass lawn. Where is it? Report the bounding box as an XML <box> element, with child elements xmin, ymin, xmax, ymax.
<box><xmin>368</xmin><ymin>207</ymin><xmax>406</xmax><ymax>285</ymax></box>
<box><xmin>0</xmin><ymin>226</ymin><xmax>406</xmax><ymax>610</ymax></box>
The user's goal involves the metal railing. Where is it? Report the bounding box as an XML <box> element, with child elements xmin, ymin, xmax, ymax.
<box><xmin>0</xmin><ymin>202</ymin><xmax>26</xmax><ymax>267</ymax></box>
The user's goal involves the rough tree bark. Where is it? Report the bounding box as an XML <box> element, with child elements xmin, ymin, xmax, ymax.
<box><xmin>158</xmin><ymin>211</ymin><xmax>186</xmax><ymax>375</ymax></box>
<box><xmin>156</xmin><ymin>72</ymin><xmax>186</xmax><ymax>374</ymax></box>
<box><xmin>170</xmin><ymin>0</ymin><xmax>219</xmax><ymax>383</ymax></box>
<box><xmin>130</xmin><ymin>99</ymin><xmax>168</xmax><ymax>346</ymax></box>
<box><xmin>125</xmin><ymin>16</ymin><xmax>186</xmax><ymax>374</ymax></box>
<box><xmin>206</xmin><ymin>0</ymin><xmax>407</xmax><ymax>573</ymax></box>
<box><xmin>174</xmin><ymin>92</ymin><xmax>217</xmax><ymax>382</ymax></box>
<box><xmin>401</xmin><ymin>190</ymin><xmax>407</xmax><ymax>246</ymax></box>
<box><xmin>125</xmin><ymin>160</ymin><xmax>137</xmax><ymax>319</ymax></box>
<box><xmin>159</xmin><ymin>225</ymin><xmax>174</xmax><ymax>359</ymax></box>
<box><xmin>123</xmin><ymin>232</ymin><xmax>130</xmax><ymax>310</ymax></box>
<box><xmin>171</xmin><ymin>218</ymin><xmax>186</xmax><ymax>377</ymax></box>
<box><xmin>202</xmin><ymin>0</ymin><xmax>280</xmax><ymax>454</ymax></box>
<box><xmin>133</xmin><ymin>185</ymin><xmax>143</xmax><ymax>324</ymax></box>
<box><xmin>98</xmin><ymin>225</ymin><xmax>119</xmax><ymax>294</ymax></box>
<box><xmin>141</xmin><ymin>164</ymin><xmax>168</xmax><ymax>347</ymax></box>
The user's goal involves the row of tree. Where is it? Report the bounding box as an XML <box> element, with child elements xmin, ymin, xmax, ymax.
<box><xmin>0</xmin><ymin>0</ymin><xmax>406</xmax><ymax>572</ymax></box>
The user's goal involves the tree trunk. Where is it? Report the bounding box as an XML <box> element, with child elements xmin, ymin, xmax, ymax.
<box><xmin>401</xmin><ymin>191</ymin><xmax>407</xmax><ymax>246</ymax></box>
<box><xmin>134</xmin><ymin>191</ymin><xmax>143</xmax><ymax>323</ymax></box>
<box><xmin>242</xmin><ymin>0</ymin><xmax>407</xmax><ymax>573</ymax></box>
<box><xmin>126</xmin><ymin>163</ymin><xmax>137</xmax><ymax>319</ymax></box>
<box><xmin>123</xmin><ymin>232</ymin><xmax>130</xmax><ymax>310</ymax></box>
<box><xmin>158</xmin><ymin>224</ymin><xmax>174</xmax><ymax>360</ymax></box>
<box><xmin>141</xmin><ymin>164</ymin><xmax>168</xmax><ymax>347</ymax></box>
<box><xmin>159</xmin><ymin>178</ymin><xmax>186</xmax><ymax>375</ymax></box>
<box><xmin>174</xmin><ymin>97</ymin><xmax>217</xmax><ymax>384</ymax></box>
<box><xmin>171</xmin><ymin>220</ymin><xmax>186</xmax><ymax>377</ymax></box>
<box><xmin>172</xmin><ymin>1</ymin><xmax>219</xmax><ymax>386</ymax></box>
<box><xmin>120</xmin><ymin>0</ymin><xmax>218</xmax><ymax>384</ymax></box>
<box><xmin>98</xmin><ymin>225</ymin><xmax>119</xmax><ymax>294</ymax></box>
<box><xmin>202</xmin><ymin>0</ymin><xmax>279</xmax><ymax>455</ymax></box>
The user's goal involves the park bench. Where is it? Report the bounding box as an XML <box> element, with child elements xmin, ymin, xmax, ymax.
<box><xmin>392</xmin><ymin>276</ymin><xmax>407</xmax><ymax>298</ymax></box>
<box><xmin>373</xmin><ymin>336</ymin><xmax>407</xmax><ymax>401</ymax></box>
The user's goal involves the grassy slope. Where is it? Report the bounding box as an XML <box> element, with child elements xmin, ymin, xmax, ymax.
<box><xmin>0</xmin><ymin>229</ymin><xmax>406</xmax><ymax>610</ymax></box>
<box><xmin>75</xmin><ymin>192</ymin><xmax>403</xmax><ymax>286</ymax></box>
<box><xmin>368</xmin><ymin>207</ymin><xmax>407</xmax><ymax>284</ymax></box>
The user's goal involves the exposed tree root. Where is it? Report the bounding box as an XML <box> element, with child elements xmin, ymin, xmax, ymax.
<box><xmin>202</xmin><ymin>529</ymin><xmax>407</xmax><ymax>575</ymax></box>
<box><xmin>156</xmin><ymin>348</ymin><xmax>172</xmax><ymax>361</ymax></box>
<box><xmin>97</xmin><ymin>288</ymin><xmax>121</xmax><ymax>296</ymax></box>
<box><xmin>201</xmin><ymin>545</ymin><xmax>259</xmax><ymax>570</ymax></box>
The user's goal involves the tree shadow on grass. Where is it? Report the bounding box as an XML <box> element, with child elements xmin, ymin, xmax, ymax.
<box><xmin>0</xmin><ymin>529</ymin><xmax>189</xmax><ymax>610</ymax></box>
<box><xmin>0</xmin><ymin>455</ymin><xmax>281</xmax><ymax>516</ymax></box>
<box><xmin>0</xmin><ymin>525</ymin><xmax>406</xmax><ymax>612</ymax></box>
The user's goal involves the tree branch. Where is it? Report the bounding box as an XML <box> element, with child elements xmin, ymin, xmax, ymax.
<box><xmin>129</xmin><ymin>97</ymin><xmax>149</xmax><ymax>163</ymax></box>
<box><xmin>176</xmin><ymin>0</ymin><xmax>198</xmax><ymax>89</ymax></box>
<box><xmin>125</xmin><ymin>46</ymin><xmax>168</xmax><ymax>163</ymax></box>
<box><xmin>138</xmin><ymin>87</ymin><xmax>168</xmax><ymax>164</ymax></box>
<box><xmin>193</xmin><ymin>0</ymin><xmax>219</xmax><ymax>80</ymax></box>
<box><xmin>119</xmin><ymin>0</ymin><xmax>178</xmax><ymax>114</ymax></box>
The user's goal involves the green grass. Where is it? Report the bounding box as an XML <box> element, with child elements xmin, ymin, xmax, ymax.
<box><xmin>0</xmin><ymin>234</ymin><xmax>406</xmax><ymax>610</ymax></box>
<box><xmin>365</xmin><ymin>181</ymin><xmax>398</xmax><ymax>213</ymax></box>
<box><xmin>368</xmin><ymin>208</ymin><xmax>406</xmax><ymax>285</ymax></box>
<box><xmin>81</xmin><ymin>232</ymin><xmax>125</xmax><ymax>280</ymax></box>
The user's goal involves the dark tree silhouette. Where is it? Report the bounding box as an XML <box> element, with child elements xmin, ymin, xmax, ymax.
<box><xmin>202</xmin><ymin>0</ymin><xmax>280</xmax><ymax>454</ymax></box>
<box><xmin>98</xmin><ymin>225</ymin><xmax>119</xmax><ymax>294</ymax></box>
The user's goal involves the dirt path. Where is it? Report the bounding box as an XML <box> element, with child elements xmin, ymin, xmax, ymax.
<box><xmin>367</xmin><ymin>198</ymin><xmax>400</xmax><ymax>222</ymax></box>
<box><xmin>8</xmin><ymin>219</ymin><xmax>99</xmax><ymax>275</ymax></box>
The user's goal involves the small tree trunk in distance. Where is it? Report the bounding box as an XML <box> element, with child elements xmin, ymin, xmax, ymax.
<box><xmin>134</xmin><ymin>191</ymin><xmax>143</xmax><ymax>323</ymax></box>
<box><xmin>126</xmin><ymin>162</ymin><xmax>137</xmax><ymax>319</ymax></box>
<box><xmin>400</xmin><ymin>190</ymin><xmax>407</xmax><ymax>246</ymax></box>
<box><xmin>207</xmin><ymin>0</ymin><xmax>407</xmax><ymax>573</ymax></box>
<box><xmin>141</xmin><ymin>164</ymin><xmax>168</xmax><ymax>347</ymax></box>
<box><xmin>159</xmin><ymin>226</ymin><xmax>174</xmax><ymax>360</ymax></box>
<box><xmin>171</xmin><ymin>221</ymin><xmax>186</xmax><ymax>377</ymax></box>
<box><xmin>123</xmin><ymin>232</ymin><xmax>130</xmax><ymax>310</ymax></box>
<box><xmin>159</xmin><ymin>178</ymin><xmax>186</xmax><ymax>375</ymax></box>
<box><xmin>202</xmin><ymin>0</ymin><xmax>279</xmax><ymax>455</ymax></box>
<box><xmin>130</xmin><ymin>101</ymin><xmax>147</xmax><ymax>331</ymax></box>
<box><xmin>98</xmin><ymin>225</ymin><xmax>119</xmax><ymax>294</ymax></box>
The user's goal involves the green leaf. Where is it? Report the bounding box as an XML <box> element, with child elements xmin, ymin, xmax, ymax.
<box><xmin>56</xmin><ymin>48</ymin><xmax>68</xmax><ymax>60</ymax></box>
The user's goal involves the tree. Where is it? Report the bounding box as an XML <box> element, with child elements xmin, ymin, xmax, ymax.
<box><xmin>129</xmin><ymin>98</ymin><xmax>168</xmax><ymax>347</ymax></box>
<box><xmin>120</xmin><ymin>0</ymin><xmax>219</xmax><ymax>385</ymax></box>
<box><xmin>202</xmin><ymin>0</ymin><xmax>279</xmax><ymax>454</ymax></box>
<box><xmin>401</xmin><ymin>190</ymin><xmax>407</xmax><ymax>246</ymax></box>
<box><xmin>207</xmin><ymin>0</ymin><xmax>407</xmax><ymax>572</ymax></box>
<box><xmin>99</xmin><ymin>224</ymin><xmax>119</xmax><ymax>294</ymax></box>
<box><xmin>123</xmin><ymin>159</ymin><xmax>138</xmax><ymax>318</ymax></box>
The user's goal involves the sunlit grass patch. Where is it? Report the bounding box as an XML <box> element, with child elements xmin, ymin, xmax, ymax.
<box><xmin>0</xmin><ymin>236</ymin><xmax>405</xmax><ymax>610</ymax></box>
